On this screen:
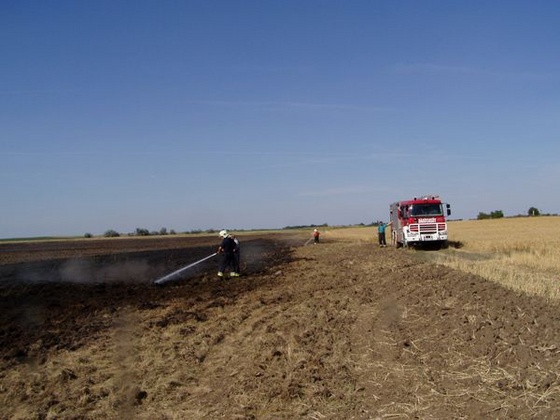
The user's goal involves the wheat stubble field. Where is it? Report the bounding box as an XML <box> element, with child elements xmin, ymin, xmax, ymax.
<box><xmin>1</xmin><ymin>221</ymin><xmax>559</xmax><ymax>419</ymax></box>
<box><xmin>432</xmin><ymin>216</ymin><xmax>560</xmax><ymax>301</ymax></box>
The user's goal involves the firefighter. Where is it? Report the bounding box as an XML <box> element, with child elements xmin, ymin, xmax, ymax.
<box><xmin>217</xmin><ymin>230</ymin><xmax>239</xmax><ymax>277</ymax></box>
<box><xmin>313</xmin><ymin>229</ymin><xmax>320</xmax><ymax>244</ymax></box>
<box><xmin>377</xmin><ymin>221</ymin><xmax>392</xmax><ymax>247</ymax></box>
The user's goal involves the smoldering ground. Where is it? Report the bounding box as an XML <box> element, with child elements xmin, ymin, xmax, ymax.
<box><xmin>0</xmin><ymin>238</ymin><xmax>291</xmax><ymax>352</ymax></box>
<box><xmin>0</xmin><ymin>239</ymin><xmax>286</xmax><ymax>286</ymax></box>
<box><xmin>0</xmin><ymin>247</ymin><xmax>215</xmax><ymax>285</ymax></box>
<box><xmin>0</xmin><ymin>237</ymin><xmax>293</xmax><ymax>364</ymax></box>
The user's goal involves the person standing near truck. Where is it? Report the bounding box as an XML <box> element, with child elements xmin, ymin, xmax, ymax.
<box><xmin>377</xmin><ymin>221</ymin><xmax>392</xmax><ymax>247</ymax></box>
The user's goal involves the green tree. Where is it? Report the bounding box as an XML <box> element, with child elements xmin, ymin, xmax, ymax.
<box><xmin>104</xmin><ymin>229</ymin><xmax>120</xmax><ymax>237</ymax></box>
<box><xmin>528</xmin><ymin>207</ymin><xmax>540</xmax><ymax>216</ymax></box>
<box><xmin>490</xmin><ymin>210</ymin><xmax>504</xmax><ymax>219</ymax></box>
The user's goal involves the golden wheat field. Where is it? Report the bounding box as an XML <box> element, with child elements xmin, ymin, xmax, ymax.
<box><xmin>327</xmin><ymin>216</ymin><xmax>560</xmax><ymax>301</ymax></box>
<box><xmin>437</xmin><ymin>216</ymin><xmax>560</xmax><ymax>301</ymax></box>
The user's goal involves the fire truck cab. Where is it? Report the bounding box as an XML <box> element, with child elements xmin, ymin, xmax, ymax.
<box><xmin>390</xmin><ymin>195</ymin><xmax>451</xmax><ymax>249</ymax></box>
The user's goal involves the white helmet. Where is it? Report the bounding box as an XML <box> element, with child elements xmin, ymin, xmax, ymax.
<box><xmin>219</xmin><ymin>230</ymin><xmax>228</xmax><ymax>238</ymax></box>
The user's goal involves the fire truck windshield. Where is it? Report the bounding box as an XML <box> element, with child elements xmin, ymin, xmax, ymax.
<box><xmin>409</xmin><ymin>204</ymin><xmax>443</xmax><ymax>217</ymax></box>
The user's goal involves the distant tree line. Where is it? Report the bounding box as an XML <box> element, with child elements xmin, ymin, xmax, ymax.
<box><xmin>89</xmin><ymin>227</ymin><xmax>241</xmax><ymax>238</ymax></box>
<box><xmin>86</xmin><ymin>207</ymin><xmax>557</xmax><ymax>238</ymax></box>
<box><xmin>89</xmin><ymin>228</ymin><xmax>248</xmax><ymax>238</ymax></box>
<box><xmin>87</xmin><ymin>227</ymin><xmax>178</xmax><ymax>238</ymax></box>
<box><xmin>476</xmin><ymin>207</ymin><xmax>558</xmax><ymax>220</ymax></box>
<box><xmin>477</xmin><ymin>210</ymin><xmax>504</xmax><ymax>220</ymax></box>
<box><xmin>134</xmin><ymin>227</ymin><xmax>176</xmax><ymax>236</ymax></box>
<box><xmin>283</xmin><ymin>223</ymin><xmax>329</xmax><ymax>230</ymax></box>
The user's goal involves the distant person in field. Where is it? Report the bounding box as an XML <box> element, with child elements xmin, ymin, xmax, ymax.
<box><xmin>232</xmin><ymin>234</ymin><xmax>241</xmax><ymax>276</ymax></box>
<box><xmin>313</xmin><ymin>229</ymin><xmax>320</xmax><ymax>244</ymax></box>
<box><xmin>217</xmin><ymin>230</ymin><xmax>239</xmax><ymax>278</ymax></box>
<box><xmin>377</xmin><ymin>221</ymin><xmax>392</xmax><ymax>247</ymax></box>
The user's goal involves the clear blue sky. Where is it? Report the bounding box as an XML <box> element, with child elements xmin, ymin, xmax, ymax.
<box><xmin>1</xmin><ymin>1</ymin><xmax>559</xmax><ymax>238</ymax></box>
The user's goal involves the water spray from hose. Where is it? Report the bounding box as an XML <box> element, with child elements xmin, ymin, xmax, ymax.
<box><xmin>153</xmin><ymin>252</ymin><xmax>218</xmax><ymax>285</ymax></box>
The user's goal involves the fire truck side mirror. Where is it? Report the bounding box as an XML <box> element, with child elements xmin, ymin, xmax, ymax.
<box><xmin>446</xmin><ymin>204</ymin><xmax>451</xmax><ymax>216</ymax></box>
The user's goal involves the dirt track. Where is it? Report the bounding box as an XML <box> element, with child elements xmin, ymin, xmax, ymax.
<box><xmin>1</xmin><ymin>233</ymin><xmax>559</xmax><ymax>419</ymax></box>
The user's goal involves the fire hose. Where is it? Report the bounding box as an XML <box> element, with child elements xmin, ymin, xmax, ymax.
<box><xmin>153</xmin><ymin>252</ymin><xmax>218</xmax><ymax>285</ymax></box>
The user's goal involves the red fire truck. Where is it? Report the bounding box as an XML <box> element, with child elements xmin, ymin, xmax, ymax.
<box><xmin>389</xmin><ymin>195</ymin><xmax>451</xmax><ymax>249</ymax></box>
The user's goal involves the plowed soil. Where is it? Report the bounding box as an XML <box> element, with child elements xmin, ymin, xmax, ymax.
<box><xmin>1</xmin><ymin>232</ymin><xmax>559</xmax><ymax>419</ymax></box>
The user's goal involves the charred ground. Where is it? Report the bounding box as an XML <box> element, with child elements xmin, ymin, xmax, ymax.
<box><xmin>1</xmin><ymin>233</ymin><xmax>559</xmax><ymax>419</ymax></box>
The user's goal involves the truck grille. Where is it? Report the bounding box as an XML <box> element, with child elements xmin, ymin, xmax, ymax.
<box><xmin>410</xmin><ymin>223</ymin><xmax>446</xmax><ymax>233</ymax></box>
<box><xmin>419</xmin><ymin>224</ymin><xmax>437</xmax><ymax>233</ymax></box>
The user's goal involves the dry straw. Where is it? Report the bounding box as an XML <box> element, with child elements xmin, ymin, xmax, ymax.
<box><xmin>435</xmin><ymin>217</ymin><xmax>560</xmax><ymax>301</ymax></box>
<box><xmin>331</xmin><ymin>217</ymin><xmax>560</xmax><ymax>301</ymax></box>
